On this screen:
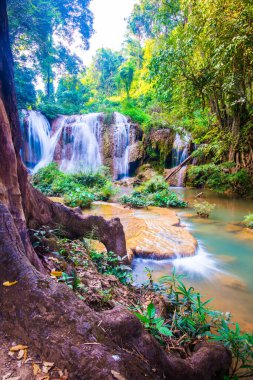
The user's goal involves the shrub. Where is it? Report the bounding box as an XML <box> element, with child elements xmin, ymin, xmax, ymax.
<box><xmin>193</xmin><ymin>201</ymin><xmax>216</xmax><ymax>218</ymax></box>
<box><xmin>243</xmin><ymin>213</ymin><xmax>253</xmax><ymax>229</ymax></box>
<box><xmin>64</xmin><ymin>190</ymin><xmax>94</xmax><ymax>209</ymax></box>
<box><xmin>187</xmin><ymin>164</ymin><xmax>253</xmax><ymax>197</ymax></box>
<box><xmin>120</xmin><ymin>177</ymin><xmax>188</xmax><ymax>209</ymax></box>
<box><xmin>120</xmin><ymin>193</ymin><xmax>149</xmax><ymax>208</ymax></box>
<box><xmin>32</xmin><ymin>163</ymin><xmax>115</xmax><ymax>207</ymax></box>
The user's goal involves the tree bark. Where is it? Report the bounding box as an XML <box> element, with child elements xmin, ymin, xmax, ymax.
<box><xmin>0</xmin><ymin>1</ymin><xmax>231</xmax><ymax>378</ymax></box>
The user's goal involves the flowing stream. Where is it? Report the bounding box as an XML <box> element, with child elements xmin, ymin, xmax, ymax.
<box><xmin>133</xmin><ymin>188</ymin><xmax>253</xmax><ymax>331</ymax></box>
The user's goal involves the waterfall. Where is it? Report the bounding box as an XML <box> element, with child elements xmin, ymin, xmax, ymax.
<box><xmin>113</xmin><ymin>112</ymin><xmax>130</xmax><ymax>179</ymax></box>
<box><xmin>21</xmin><ymin>110</ymin><xmax>133</xmax><ymax>178</ymax></box>
<box><xmin>171</xmin><ymin>132</ymin><xmax>191</xmax><ymax>187</ymax></box>
<box><xmin>58</xmin><ymin>113</ymin><xmax>103</xmax><ymax>173</ymax></box>
<box><xmin>172</xmin><ymin>133</ymin><xmax>190</xmax><ymax>167</ymax></box>
<box><xmin>21</xmin><ymin>110</ymin><xmax>51</xmax><ymax>170</ymax></box>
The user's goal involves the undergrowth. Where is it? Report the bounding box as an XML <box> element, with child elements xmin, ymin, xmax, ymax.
<box><xmin>134</xmin><ymin>269</ymin><xmax>253</xmax><ymax>379</ymax></box>
<box><xmin>32</xmin><ymin>163</ymin><xmax>116</xmax><ymax>208</ymax></box>
<box><xmin>120</xmin><ymin>176</ymin><xmax>188</xmax><ymax>208</ymax></box>
<box><xmin>187</xmin><ymin>164</ymin><xmax>253</xmax><ymax>198</ymax></box>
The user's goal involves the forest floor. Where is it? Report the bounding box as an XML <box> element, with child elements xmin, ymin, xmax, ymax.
<box><xmin>0</xmin><ymin>329</ymin><xmax>68</xmax><ymax>380</ymax></box>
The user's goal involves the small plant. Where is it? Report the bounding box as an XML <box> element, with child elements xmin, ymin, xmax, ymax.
<box><xmin>119</xmin><ymin>193</ymin><xmax>149</xmax><ymax>208</ymax></box>
<box><xmin>90</xmin><ymin>250</ymin><xmax>132</xmax><ymax>285</ymax></box>
<box><xmin>134</xmin><ymin>303</ymin><xmax>173</xmax><ymax>344</ymax></box>
<box><xmin>208</xmin><ymin>321</ymin><xmax>253</xmax><ymax>379</ymax></box>
<box><xmin>193</xmin><ymin>201</ymin><xmax>216</xmax><ymax>218</ymax></box>
<box><xmin>243</xmin><ymin>213</ymin><xmax>253</xmax><ymax>229</ymax></box>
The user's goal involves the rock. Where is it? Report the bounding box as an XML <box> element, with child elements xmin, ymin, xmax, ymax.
<box><xmin>82</xmin><ymin>202</ymin><xmax>197</xmax><ymax>260</ymax></box>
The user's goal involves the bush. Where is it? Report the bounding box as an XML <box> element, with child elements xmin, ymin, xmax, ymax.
<box><xmin>120</xmin><ymin>177</ymin><xmax>188</xmax><ymax>209</ymax></box>
<box><xmin>64</xmin><ymin>190</ymin><xmax>94</xmax><ymax>209</ymax></box>
<box><xmin>32</xmin><ymin>164</ymin><xmax>115</xmax><ymax>208</ymax></box>
<box><xmin>243</xmin><ymin>213</ymin><xmax>253</xmax><ymax>229</ymax></box>
<box><xmin>120</xmin><ymin>193</ymin><xmax>149</xmax><ymax>208</ymax></box>
<box><xmin>193</xmin><ymin>201</ymin><xmax>216</xmax><ymax>218</ymax></box>
<box><xmin>187</xmin><ymin>164</ymin><xmax>253</xmax><ymax>197</ymax></box>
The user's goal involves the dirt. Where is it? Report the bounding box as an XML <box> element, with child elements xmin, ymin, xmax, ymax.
<box><xmin>0</xmin><ymin>330</ymin><xmax>68</xmax><ymax>380</ymax></box>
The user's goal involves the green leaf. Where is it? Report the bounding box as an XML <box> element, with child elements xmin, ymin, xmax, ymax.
<box><xmin>147</xmin><ymin>303</ymin><xmax>156</xmax><ymax>319</ymax></box>
<box><xmin>158</xmin><ymin>326</ymin><xmax>173</xmax><ymax>337</ymax></box>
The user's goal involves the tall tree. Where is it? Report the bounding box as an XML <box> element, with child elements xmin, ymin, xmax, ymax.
<box><xmin>8</xmin><ymin>0</ymin><xmax>94</xmax><ymax>99</ymax></box>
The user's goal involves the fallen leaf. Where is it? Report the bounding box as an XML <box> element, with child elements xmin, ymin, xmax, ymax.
<box><xmin>50</xmin><ymin>270</ymin><xmax>62</xmax><ymax>277</ymax></box>
<box><xmin>17</xmin><ymin>349</ymin><xmax>24</xmax><ymax>360</ymax></box>
<box><xmin>3</xmin><ymin>281</ymin><xmax>18</xmax><ymax>287</ymax></box>
<box><xmin>7</xmin><ymin>377</ymin><xmax>21</xmax><ymax>380</ymax></box>
<box><xmin>23</xmin><ymin>348</ymin><xmax>28</xmax><ymax>361</ymax></box>
<box><xmin>111</xmin><ymin>370</ymin><xmax>126</xmax><ymax>380</ymax></box>
<box><xmin>10</xmin><ymin>345</ymin><xmax>28</xmax><ymax>352</ymax></box>
<box><xmin>33</xmin><ymin>363</ymin><xmax>41</xmax><ymax>375</ymax></box>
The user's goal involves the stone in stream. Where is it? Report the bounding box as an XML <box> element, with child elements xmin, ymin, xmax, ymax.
<box><xmin>80</xmin><ymin>202</ymin><xmax>198</xmax><ymax>261</ymax></box>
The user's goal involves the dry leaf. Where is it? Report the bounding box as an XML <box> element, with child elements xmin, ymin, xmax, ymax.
<box><xmin>3</xmin><ymin>281</ymin><xmax>18</xmax><ymax>287</ymax></box>
<box><xmin>17</xmin><ymin>349</ymin><xmax>24</xmax><ymax>360</ymax></box>
<box><xmin>7</xmin><ymin>377</ymin><xmax>21</xmax><ymax>380</ymax></box>
<box><xmin>33</xmin><ymin>363</ymin><xmax>41</xmax><ymax>376</ymax></box>
<box><xmin>10</xmin><ymin>345</ymin><xmax>28</xmax><ymax>352</ymax></box>
<box><xmin>23</xmin><ymin>348</ymin><xmax>28</xmax><ymax>361</ymax></box>
<box><xmin>111</xmin><ymin>370</ymin><xmax>126</xmax><ymax>380</ymax></box>
<box><xmin>50</xmin><ymin>270</ymin><xmax>62</xmax><ymax>277</ymax></box>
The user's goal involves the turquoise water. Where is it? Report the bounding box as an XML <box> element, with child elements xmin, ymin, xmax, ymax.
<box><xmin>132</xmin><ymin>188</ymin><xmax>253</xmax><ymax>330</ymax></box>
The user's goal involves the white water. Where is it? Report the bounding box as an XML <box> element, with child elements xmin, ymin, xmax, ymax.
<box><xmin>171</xmin><ymin>133</ymin><xmax>191</xmax><ymax>187</ymax></box>
<box><xmin>21</xmin><ymin>110</ymin><xmax>51</xmax><ymax>168</ymax></box>
<box><xmin>59</xmin><ymin>113</ymin><xmax>103</xmax><ymax>173</ymax></box>
<box><xmin>113</xmin><ymin>112</ymin><xmax>131</xmax><ymax>179</ymax></box>
<box><xmin>21</xmin><ymin>111</ymin><xmax>132</xmax><ymax>177</ymax></box>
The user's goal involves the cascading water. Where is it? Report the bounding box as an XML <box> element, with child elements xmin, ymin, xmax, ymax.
<box><xmin>171</xmin><ymin>133</ymin><xmax>191</xmax><ymax>187</ymax></box>
<box><xmin>21</xmin><ymin>111</ymin><xmax>132</xmax><ymax>178</ymax></box>
<box><xmin>21</xmin><ymin>110</ymin><xmax>51</xmax><ymax>170</ymax></box>
<box><xmin>113</xmin><ymin>112</ymin><xmax>131</xmax><ymax>179</ymax></box>
<box><xmin>58</xmin><ymin>113</ymin><xmax>103</xmax><ymax>173</ymax></box>
<box><xmin>172</xmin><ymin>133</ymin><xmax>190</xmax><ymax>167</ymax></box>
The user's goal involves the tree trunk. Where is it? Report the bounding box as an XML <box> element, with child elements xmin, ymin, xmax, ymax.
<box><xmin>0</xmin><ymin>1</ymin><xmax>231</xmax><ymax>378</ymax></box>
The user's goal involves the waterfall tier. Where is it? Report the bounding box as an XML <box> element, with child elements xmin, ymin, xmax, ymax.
<box><xmin>21</xmin><ymin>111</ymin><xmax>138</xmax><ymax>179</ymax></box>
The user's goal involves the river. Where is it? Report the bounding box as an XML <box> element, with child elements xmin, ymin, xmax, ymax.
<box><xmin>133</xmin><ymin>188</ymin><xmax>253</xmax><ymax>331</ymax></box>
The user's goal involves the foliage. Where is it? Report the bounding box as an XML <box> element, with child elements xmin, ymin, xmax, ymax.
<box><xmin>187</xmin><ymin>164</ymin><xmax>253</xmax><ymax>197</ymax></box>
<box><xmin>136</xmin><ymin>269</ymin><xmax>253</xmax><ymax>378</ymax></box>
<box><xmin>89</xmin><ymin>250</ymin><xmax>132</xmax><ymax>285</ymax></box>
<box><xmin>193</xmin><ymin>201</ymin><xmax>216</xmax><ymax>218</ymax></box>
<box><xmin>134</xmin><ymin>303</ymin><xmax>172</xmax><ymax>344</ymax></box>
<box><xmin>8</xmin><ymin>0</ymin><xmax>94</xmax><ymax>101</ymax></box>
<box><xmin>64</xmin><ymin>190</ymin><xmax>94</xmax><ymax>209</ymax></box>
<box><xmin>120</xmin><ymin>176</ymin><xmax>187</xmax><ymax>209</ymax></box>
<box><xmin>243</xmin><ymin>214</ymin><xmax>253</xmax><ymax>229</ymax></box>
<box><xmin>208</xmin><ymin>321</ymin><xmax>253</xmax><ymax>379</ymax></box>
<box><xmin>32</xmin><ymin>163</ymin><xmax>115</xmax><ymax>208</ymax></box>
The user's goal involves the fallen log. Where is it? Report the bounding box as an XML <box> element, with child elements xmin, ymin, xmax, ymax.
<box><xmin>165</xmin><ymin>154</ymin><xmax>194</xmax><ymax>182</ymax></box>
